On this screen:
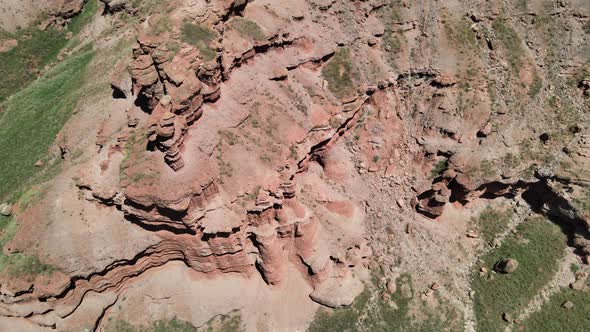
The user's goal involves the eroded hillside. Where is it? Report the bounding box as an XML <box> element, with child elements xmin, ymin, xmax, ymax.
<box><xmin>0</xmin><ymin>0</ymin><xmax>588</xmax><ymax>331</ymax></box>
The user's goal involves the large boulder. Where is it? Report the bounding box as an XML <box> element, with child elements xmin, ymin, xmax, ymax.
<box><xmin>309</xmin><ymin>273</ymin><xmax>364</xmax><ymax>308</ymax></box>
<box><xmin>494</xmin><ymin>258</ymin><xmax>518</xmax><ymax>274</ymax></box>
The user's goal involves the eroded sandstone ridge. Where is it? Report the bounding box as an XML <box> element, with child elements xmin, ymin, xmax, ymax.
<box><xmin>0</xmin><ymin>0</ymin><xmax>589</xmax><ymax>330</ymax></box>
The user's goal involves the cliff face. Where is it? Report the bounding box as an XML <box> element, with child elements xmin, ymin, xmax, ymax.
<box><xmin>0</xmin><ymin>0</ymin><xmax>588</xmax><ymax>330</ymax></box>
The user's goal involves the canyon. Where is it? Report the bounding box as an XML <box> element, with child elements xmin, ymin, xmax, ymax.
<box><xmin>0</xmin><ymin>0</ymin><xmax>588</xmax><ymax>331</ymax></box>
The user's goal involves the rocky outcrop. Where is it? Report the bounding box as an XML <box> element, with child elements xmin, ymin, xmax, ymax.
<box><xmin>129</xmin><ymin>31</ymin><xmax>219</xmax><ymax>170</ymax></box>
<box><xmin>39</xmin><ymin>0</ymin><xmax>85</xmax><ymax>30</ymax></box>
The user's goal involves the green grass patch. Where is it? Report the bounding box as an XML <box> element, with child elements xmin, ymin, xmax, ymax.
<box><xmin>522</xmin><ymin>279</ymin><xmax>590</xmax><ymax>331</ymax></box>
<box><xmin>68</xmin><ymin>0</ymin><xmax>99</xmax><ymax>35</ymax></box>
<box><xmin>473</xmin><ymin>206</ymin><xmax>514</xmax><ymax>245</ymax></box>
<box><xmin>0</xmin><ymin>0</ymin><xmax>97</xmax><ymax>102</ymax></box>
<box><xmin>0</xmin><ymin>28</ymin><xmax>67</xmax><ymax>102</ymax></box>
<box><xmin>17</xmin><ymin>186</ymin><xmax>45</xmax><ymax>212</ymax></box>
<box><xmin>472</xmin><ymin>217</ymin><xmax>567</xmax><ymax>332</ymax></box>
<box><xmin>322</xmin><ymin>48</ymin><xmax>359</xmax><ymax>99</ymax></box>
<box><xmin>492</xmin><ymin>19</ymin><xmax>525</xmax><ymax>72</ymax></box>
<box><xmin>0</xmin><ymin>47</ymin><xmax>95</xmax><ymax>200</ymax></box>
<box><xmin>181</xmin><ymin>22</ymin><xmax>217</xmax><ymax>61</ymax></box>
<box><xmin>229</xmin><ymin>17</ymin><xmax>265</xmax><ymax>41</ymax></box>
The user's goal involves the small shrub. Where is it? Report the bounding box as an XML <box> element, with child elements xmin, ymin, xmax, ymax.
<box><xmin>528</xmin><ymin>73</ymin><xmax>543</xmax><ymax>97</ymax></box>
<box><xmin>289</xmin><ymin>145</ymin><xmax>298</xmax><ymax>160</ymax></box>
<box><xmin>430</xmin><ymin>158</ymin><xmax>448</xmax><ymax>178</ymax></box>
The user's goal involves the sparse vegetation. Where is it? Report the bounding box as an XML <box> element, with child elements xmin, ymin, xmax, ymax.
<box><xmin>444</xmin><ymin>15</ymin><xmax>479</xmax><ymax>52</ymax></box>
<box><xmin>111</xmin><ymin>317</ymin><xmax>198</xmax><ymax>332</ymax></box>
<box><xmin>289</xmin><ymin>145</ymin><xmax>298</xmax><ymax>160</ymax></box>
<box><xmin>322</xmin><ymin>48</ymin><xmax>359</xmax><ymax>99</ymax></box>
<box><xmin>479</xmin><ymin>159</ymin><xmax>495</xmax><ymax>178</ymax></box>
<box><xmin>151</xmin><ymin>15</ymin><xmax>173</xmax><ymax>35</ymax></box>
<box><xmin>181</xmin><ymin>22</ymin><xmax>217</xmax><ymax>61</ymax></box>
<box><xmin>0</xmin><ymin>215</ymin><xmax>56</xmax><ymax>280</ymax></box>
<box><xmin>0</xmin><ymin>253</ymin><xmax>57</xmax><ymax>278</ymax></box>
<box><xmin>329</xmin><ymin>117</ymin><xmax>341</xmax><ymax>128</ymax></box>
<box><xmin>528</xmin><ymin>73</ymin><xmax>543</xmax><ymax>97</ymax></box>
<box><xmin>375</xmin><ymin>1</ymin><xmax>404</xmax><ymax>67</ymax></box>
<box><xmin>219</xmin><ymin>130</ymin><xmax>240</xmax><ymax>146</ymax></box>
<box><xmin>472</xmin><ymin>217</ymin><xmax>567</xmax><ymax>332</ymax></box>
<box><xmin>197</xmin><ymin>310</ymin><xmax>242</xmax><ymax>332</ymax></box>
<box><xmin>229</xmin><ymin>17</ymin><xmax>266</xmax><ymax>41</ymax></box>
<box><xmin>111</xmin><ymin>314</ymin><xmax>241</xmax><ymax>332</ymax></box>
<box><xmin>308</xmin><ymin>274</ymin><xmax>462</xmax><ymax>332</ymax></box>
<box><xmin>492</xmin><ymin>19</ymin><xmax>525</xmax><ymax>72</ymax></box>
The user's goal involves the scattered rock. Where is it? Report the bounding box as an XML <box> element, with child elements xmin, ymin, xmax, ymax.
<box><xmin>502</xmin><ymin>312</ymin><xmax>512</xmax><ymax>322</ymax></box>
